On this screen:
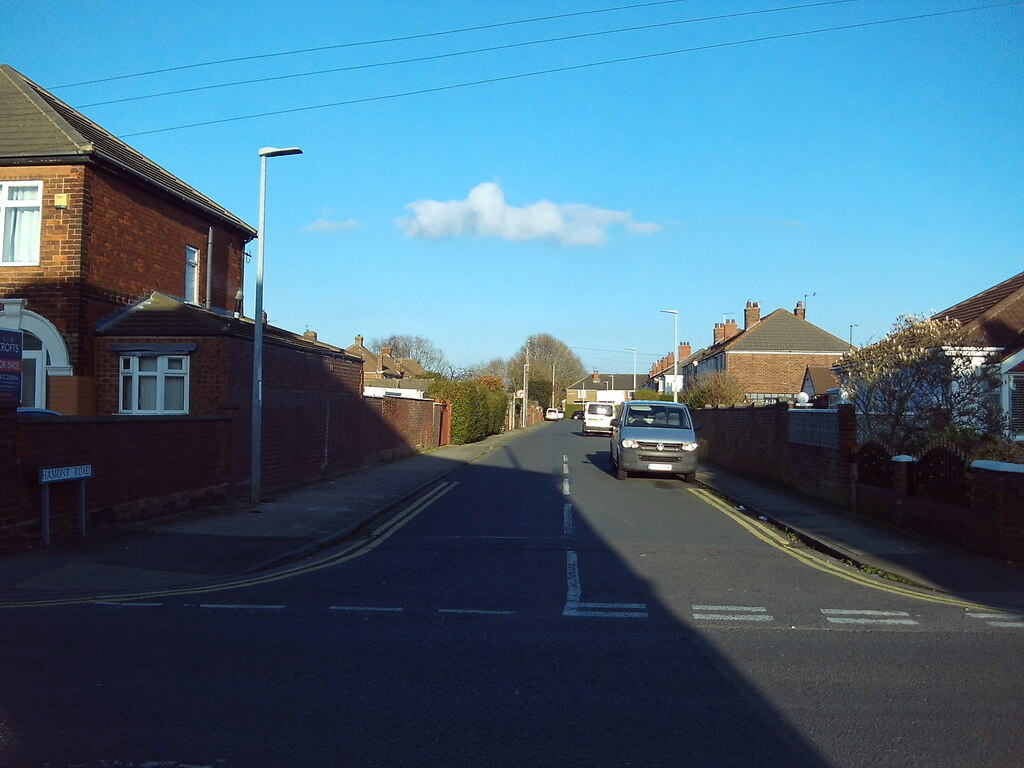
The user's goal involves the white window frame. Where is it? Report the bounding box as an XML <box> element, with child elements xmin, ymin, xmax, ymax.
<box><xmin>119</xmin><ymin>354</ymin><xmax>190</xmax><ymax>414</ymax></box>
<box><xmin>185</xmin><ymin>245</ymin><xmax>200</xmax><ymax>304</ymax></box>
<box><xmin>1</xmin><ymin>180</ymin><xmax>43</xmax><ymax>265</ymax></box>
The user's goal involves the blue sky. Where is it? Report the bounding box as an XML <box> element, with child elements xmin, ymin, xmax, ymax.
<box><xmin>5</xmin><ymin>0</ymin><xmax>1022</xmax><ymax>377</ymax></box>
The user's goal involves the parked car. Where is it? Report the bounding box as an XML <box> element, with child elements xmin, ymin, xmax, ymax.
<box><xmin>570</xmin><ymin>410</ymin><xmax>583</xmax><ymax>420</ymax></box>
<box><xmin>581</xmin><ymin>401</ymin><xmax>616</xmax><ymax>436</ymax></box>
<box><xmin>544</xmin><ymin>408</ymin><xmax>563</xmax><ymax>421</ymax></box>
<box><xmin>609</xmin><ymin>400</ymin><xmax>699</xmax><ymax>482</ymax></box>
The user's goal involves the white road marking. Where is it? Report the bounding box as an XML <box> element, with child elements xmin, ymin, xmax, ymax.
<box><xmin>93</xmin><ymin>601</ymin><xmax>163</xmax><ymax>607</ymax></box>
<box><xmin>438</xmin><ymin>608</ymin><xmax>516</xmax><ymax>615</ymax></box>
<box><xmin>562</xmin><ymin>478</ymin><xmax>570</xmax><ymax>495</ymax></box>
<box><xmin>562</xmin><ymin>551</ymin><xmax>648</xmax><ymax>618</ymax></box>
<box><xmin>692</xmin><ymin>605</ymin><xmax>774</xmax><ymax>622</ymax></box>
<box><xmin>329</xmin><ymin>606</ymin><xmax>404</xmax><ymax>613</ymax></box>
<box><xmin>821</xmin><ymin>608</ymin><xmax>917</xmax><ymax>625</ymax></box>
<box><xmin>198</xmin><ymin>603</ymin><xmax>286</xmax><ymax>610</ymax></box>
<box><xmin>967</xmin><ymin>611</ymin><xmax>1024</xmax><ymax>628</ymax></box>
<box><xmin>563</xmin><ymin>503</ymin><xmax>573</xmax><ymax>534</ymax></box>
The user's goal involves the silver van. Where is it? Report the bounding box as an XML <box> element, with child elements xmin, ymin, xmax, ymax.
<box><xmin>581</xmin><ymin>401</ymin><xmax>616</xmax><ymax>436</ymax></box>
<box><xmin>609</xmin><ymin>400</ymin><xmax>700</xmax><ymax>481</ymax></box>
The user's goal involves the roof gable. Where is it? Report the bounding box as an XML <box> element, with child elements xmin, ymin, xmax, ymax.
<box><xmin>933</xmin><ymin>270</ymin><xmax>1024</xmax><ymax>351</ymax></box>
<box><xmin>723</xmin><ymin>309</ymin><xmax>851</xmax><ymax>353</ymax></box>
<box><xmin>0</xmin><ymin>64</ymin><xmax>254</xmax><ymax>236</ymax></box>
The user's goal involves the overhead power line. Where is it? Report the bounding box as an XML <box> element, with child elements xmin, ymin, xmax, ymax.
<box><xmin>48</xmin><ymin>0</ymin><xmax>695</xmax><ymax>89</ymax></box>
<box><xmin>78</xmin><ymin>1</ymin><xmax>856</xmax><ymax>108</ymax></box>
<box><xmin>122</xmin><ymin>2</ymin><xmax>1021</xmax><ymax>138</ymax></box>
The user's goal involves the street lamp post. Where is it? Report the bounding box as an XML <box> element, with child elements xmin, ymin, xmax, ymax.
<box><xmin>626</xmin><ymin>347</ymin><xmax>637</xmax><ymax>395</ymax></box>
<box><xmin>660</xmin><ymin>309</ymin><xmax>678</xmax><ymax>403</ymax></box>
<box><xmin>250</xmin><ymin>146</ymin><xmax>302</xmax><ymax>504</ymax></box>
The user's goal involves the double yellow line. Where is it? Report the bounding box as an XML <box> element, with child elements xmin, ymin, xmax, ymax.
<box><xmin>692</xmin><ymin>487</ymin><xmax>986</xmax><ymax>610</ymax></box>
<box><xmin>0</xmin><ymin>482</ymin><xmax>458</xmax><ymax>609</ymax></box>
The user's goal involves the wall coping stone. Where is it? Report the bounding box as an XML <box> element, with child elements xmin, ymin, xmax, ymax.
<box><xmin>971</xmin><ymin>459</ymin><xmax>1024</xmax><ymax>474</ymax></box>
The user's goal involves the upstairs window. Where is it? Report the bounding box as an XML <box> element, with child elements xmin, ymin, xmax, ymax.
<box><xmin>185</xmin><ymin>245</ymin><xmax>200</xmax><ymax>304</ymax></box>
<box><xmin>120</xmin><ymin>354</ymin><xmax>190</xmax><ymax>414</ymax></box>
<box><xmin>1</xmin><ymin>181</ymin><xmax>42</xmax><ymax>265</ymax></box>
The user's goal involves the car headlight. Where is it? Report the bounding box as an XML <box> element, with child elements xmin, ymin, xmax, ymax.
<box><xmin>620</xmin><ymin>439</ymin><xmax>640</xmax><ymax>449</ymax></box>
<box><xmin>680</xmin><ymin>442</ymin><xmax>698</xmax><ymax>451</ymax></box>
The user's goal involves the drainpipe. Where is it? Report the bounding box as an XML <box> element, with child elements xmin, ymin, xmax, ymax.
<box><xmin>204</xmin><ymin>226</ymin><xmax>214</xmax><ymax>309</ymax></box>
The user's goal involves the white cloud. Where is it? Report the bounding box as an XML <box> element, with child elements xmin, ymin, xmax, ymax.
<box><xmin>398</xmin><ymin>182</ymin><xmax>660</xmax><ymax>246</ymax></box>
<box><xmin>302</xmin><ymin>217</ymin><xmax>360</xmax><ymax>233</ymax></box>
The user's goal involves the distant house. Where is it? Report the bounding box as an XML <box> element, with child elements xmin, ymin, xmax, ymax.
<box><xmin>800</xmin><ymin>365</ymin><xmax>840</xmax><ymax>408</ymax></box>
<box><xmin>647</xmin><ymin>343</ymin><xmax>699</xmax><ymax>396</ymax></box>
<box><xmin>565</xmin><ymin>371</ymin><xmax>635</xmax><ymax>407</ymax></box>
<box><xmin>344</xmin><ymin>334</ymin><xmax>437</xmax><ymax>396</ymax></box>
<box><xmin>646</xmin><ymin>301</ymin><xmax>852</xmax><ymax>403</ymax></box>
<box><xmin>929</xmin><ymin>270</ymin><xmax>1024</xmax><ymax>440</ymax></box>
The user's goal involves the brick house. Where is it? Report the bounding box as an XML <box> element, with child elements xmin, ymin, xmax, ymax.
<box><xmin>0</xmin><ymin>63</ymin><xmax>255</xmax><ymax>414</ymax></box>
<box><xmin>648</xmin><ymin>301</ymin><xmax>852</xmax><ymax>403</ymax></box>
<box><xmin>924</xmin><ymin>270</ymin><xmax>1024</xmax><ymax>440</ymax></box>
<box><xmin>565</xmin><ymin>371</ymin><xmax>636</xmax><ymax>407</ymax></box>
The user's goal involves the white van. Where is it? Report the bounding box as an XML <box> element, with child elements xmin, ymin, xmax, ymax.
<box><xmin>582</xmin><ymin>402</ymin><xmax>616</xmax><ymax>436</ymax></box>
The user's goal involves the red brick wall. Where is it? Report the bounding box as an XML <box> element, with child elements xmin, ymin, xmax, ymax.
<box><xmin>695</xmin><ymin>402</ymin><xmax>856</xmax><ymax>507</ymax></box>
<box><xmin>2</xmin><ymin>415</ymin><xmax>232</xmax><ymax>552</ymax></box>
<box><xmin>856</xmin><ymin>462</ymin><xmax>1024</xmax><ymax>561</ymax></box>
<box><xmin>725</xmin><ymin>352</ymin><xmax>844</xmax><ymax>396</ymax></box>
<box><xmin>0</xmin><ymin>163</ymin><xmax>250</xmax><ymax>413</ymax></box>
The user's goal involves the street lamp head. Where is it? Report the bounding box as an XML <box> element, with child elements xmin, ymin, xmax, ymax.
<box><xmin>660</xmin><ymin>309</ymin><xmax>677</xmax><ymax>315</ymax></box>
<box><xmin>258</xmin><ymin>146</ymin><xmax>303</xmax><ymax>158</ymax></box>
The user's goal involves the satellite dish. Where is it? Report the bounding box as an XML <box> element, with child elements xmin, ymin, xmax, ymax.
<box><xmin>795</xmin><ymin>392</ymin><xmax>810</xmax><ymax>406</ymax></box>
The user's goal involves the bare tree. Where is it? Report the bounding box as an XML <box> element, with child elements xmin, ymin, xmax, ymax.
<box><xmin>369</xmin><ymin>334</ymin><xmax>448</xmax><ymax>373</ymax></box>
<box><xmin>682</xmin><ymin>371</ymin><xmax>747</xmax><ymax>409</ymax></box>
<box><xmin>836</xmin><ymin>314</ymin><xmax>1005</xmax><ymax>454</ymax></box>
<box><xmin>507</xmin><ymin>333</ymin><xmax>585</xmax><ymax>405</ymax></box>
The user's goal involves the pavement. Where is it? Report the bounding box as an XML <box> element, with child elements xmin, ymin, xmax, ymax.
<box><xmin>1</xmin><ymin>426</ymin><xmax>1021</xmax><ymax>611</ymax></box>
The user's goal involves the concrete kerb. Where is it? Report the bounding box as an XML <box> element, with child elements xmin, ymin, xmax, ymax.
<box><xmin>245</xmin><ymin>428</ymin><xmax>531</xmax><ymax>574</ymax></box>
<box><xmin>691</xmin><ymin>475</ymin><xmax>934</xmax><ymax>592</ymax></box>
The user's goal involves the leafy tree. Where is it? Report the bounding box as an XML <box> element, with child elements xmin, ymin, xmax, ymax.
<box><xmin>370</xmin><ymin>334</ymin><xmax>448</xmax><ymax>373</ymax></box>
<box><xmin>836</xmin><ymin>314</ymin><xmax>1005</xmax><ymax>454</ymax></box>
<box><xmin>681</xmin><ymin>372</ymin><xmax>747</xmax><ymax>409</ymax></box>
<box><xmin>507</xmin><ymin>333</ymin><xmax>585</xmax><ymax>406</ymax></box>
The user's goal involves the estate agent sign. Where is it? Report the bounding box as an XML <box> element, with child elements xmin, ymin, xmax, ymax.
<box><xmin>0</xmin><ymin>328</ymin><xmax>22</xmax><ymax>407</ymax></box>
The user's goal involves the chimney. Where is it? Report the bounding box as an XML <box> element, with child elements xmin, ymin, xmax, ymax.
<box><xmin>593</xmin><ymin>370</ymin><xmax>600</xmax><ymax>383</ymax></box>
<box><xmin>713</xmin><ymin>322</ymin><xmax>726</xmax><ymax>344</ymax></box>
<box><xmin>303</xmin><ymin>329</ymin><xmax>317</xmax><ymax>341</ymax></box>
<box><xmin>794</xmin><ymin>301</ymin><xmax>806</xmax><ymax>321</ymax></box>
<box><xmin>678</xmin><ymin>342</ymin><xmax>691</xmax><ymax>361</ymax></box>
<box><xmin>723</xmin><ymin>318</ymin><xmax>740</xmax><ymax>340</ymax></box>
<box><xmin>744</xmin><ymin>300</ymin><xmax>760</xmax><ymax>329</ymax></box>
<box><xmin>381</xmin><ymin>346</ymin><xmax>392</xmax><ymax>357</ymax></box>
<box><xmin>355</xmin><ymin>334</ymin><xmax>364</xmax><ymax>347</ymax></box>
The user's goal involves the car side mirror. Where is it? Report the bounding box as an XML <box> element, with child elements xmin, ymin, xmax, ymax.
<box><xmin>610</xmin><ymin>418</ymin><xmax>620</xmax><ymax>427</ymax></box>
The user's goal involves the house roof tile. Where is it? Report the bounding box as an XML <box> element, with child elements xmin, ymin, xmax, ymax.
<box><xmin>723</xmin><ymin>309</ymin><xmax>851</xmax><ymax>353</ymax></box>
<box><xmin>932</xmin><ymin>270</ymin><xmax>1024</xmax><ymax>352</ymax></box>
<box><xmin>96</xmin><ymin>292</ymin><xmax>360</xmax><ymax>360</ymax></box>
<box><xmin>0</xmin><ymin>64</ymin><xmax>254</xmax><ymax>237</ymax></box>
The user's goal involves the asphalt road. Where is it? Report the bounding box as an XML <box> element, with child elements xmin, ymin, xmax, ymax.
<box><xmin>2</xmin><ymin>420</ymin><xmax>1021</xmax><ymax>767</ymax></box>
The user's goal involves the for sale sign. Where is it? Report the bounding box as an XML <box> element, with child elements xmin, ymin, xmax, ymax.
<box><xmin>0</xmin><ymin>328</ymin><xmax>23</xmax><ymax>407</ymax></box>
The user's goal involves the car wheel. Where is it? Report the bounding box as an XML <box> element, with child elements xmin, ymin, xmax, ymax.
<box><xmin>681</xmin><ymin>472</ymin><xmax>694</xmax><ymax>483</ymax></box>
<box><xmin>616</xmin><ymin>467</ymin><xmax>629</xmax><ymax>480</ymax></box>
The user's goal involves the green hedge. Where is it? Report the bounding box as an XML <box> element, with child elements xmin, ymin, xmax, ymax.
<box><xmin>428</xmin><ymin>380</ymin><xmax>508</xmax><ymax>445</ymax></box>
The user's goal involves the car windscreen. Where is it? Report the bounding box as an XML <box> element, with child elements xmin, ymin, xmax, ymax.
<box><xmin>588</xmin><ymin>404</ymin><xmax>614</xmax><ymax>416</ymax></box>
<box><xmin>622</xmin><ymin>405</ymin><xmax>692</xmax><ymax>429</ymax></box>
